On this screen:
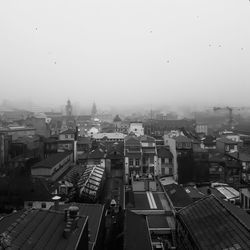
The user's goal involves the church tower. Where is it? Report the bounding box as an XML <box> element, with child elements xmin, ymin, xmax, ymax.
<box><xmin>91</xmin><ymin>102</ymin><xmax>97</xmax><ymax>118</ymax></box>
<box><xmin>65</xmin><ymin>99</ymin><xmax>73</xmax><ymax>116</ymax></box>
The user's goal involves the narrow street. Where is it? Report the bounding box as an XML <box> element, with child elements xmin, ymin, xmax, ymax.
<box><xmin>101</xmin><ymin>168</ymin><xmax>124</xmax><ymax>250</ymax></box>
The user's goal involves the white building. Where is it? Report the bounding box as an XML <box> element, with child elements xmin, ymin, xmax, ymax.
<box><xmin>128</xmin><ymin>122</ymin><xmax>144</xmax><ymax>137</ymax></box>
<box><xmin>92</xmin><ymin>132</ymin><xmax>126</xmax><ymax>142</ymax></box>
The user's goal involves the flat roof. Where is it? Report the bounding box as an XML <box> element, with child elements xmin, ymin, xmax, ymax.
<box><xmin>124</xmin><ymin>210</ymin><xmax>152</xmax><ymax>250</ymax></box>
<box><xmin>128</xmin><ymin>192</ymin><xmax>165</xmax><ymax>210</ymax></box>
<box><xmin>147</xmin><ymin>214</ymin><xmax>175</xmax><ymax>229</ymax></box>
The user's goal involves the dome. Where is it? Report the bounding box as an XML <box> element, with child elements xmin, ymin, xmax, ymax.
<box><xmin>113</xmin><ymin>114</ymin><xmax>122</xmax><ymax>122</ymax></box>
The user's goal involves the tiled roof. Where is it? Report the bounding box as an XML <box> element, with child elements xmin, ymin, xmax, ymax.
<box><xmin>124</xmin><ymin>210</ymin><xmax>152</xmax><ymax>250</ymax></box>
<box><xmin>227</xmin><ymin>151</ymin><xmax>250</xmax><ymax>162</ymax></box>
<box><xmin>217</xmin><ymin>137</ymin><xmax>237</xmax><ymax>144</ymax></box>
<box><xmin>93</xmin><ymin>132</ymin><xmax>126</xmax><ymax>140</ymax></box>
<box><xmin>0</xmin><ymin>209</ymin><xmax>88</xmax><ymax>250</ymax></box>
<box><xmin>77</xmin><ymin>152</ymin><xmax>89</xmax><ymax>160</ymax></box>
<box><xmin>163</xmin><ymin>184</ymin><xmax>193</xmax><ymax>209</ymax></box>
<box><xmin>125</xmin><ymin>152</ymin><xmax>142</xmax><ymax>158</ymax></box>
<box><xmin>157</xmin><ymin>146</ymin><xmax>173</xmax><ymax>158</ymax></box>
<box><xmin>174</xmin><ymin>135</ymin><xmax>192</xmax><ymax>143</ymax></box>
<box><xmin>140</xmin><ymin>135</ymin><xmax>156</xmax><ymax>143</ymax></box>
<box><xmin>88</xmin><ymin>148</ymin><xmax>105</xmax><ymax>159</ymax></box>
<box><xmin>124</xmin><ymin>136</ymin><xmax>141</xmax><ymax>146</ymax></box>
<box><xmin>77</xmin><ymin>137</ymin><xmax>91</xmax><ymax>144</ymax></box>
<box><xmin>51</xmin><ymin>203</ymin><xmax>104</xmax><ymax>250</ymax></box>
<box><xmin>60</xmin><ymin>129</ymin><xmax>75</xmax><ymax>135</ymax></box>
<box><xmin>32</xmin><ymin>152</ymin><xmax>72</xmax><ymax>169</ymax></box>
<box><xmin>177</xmin><ymin>195</ymin><xmax>250</xmax><ymax>250</ymax></box>
<box><xmin>0</xmin><ymin>210</ymin><xmax>26</xmax><ymax>234</ymax></box>
<box><xmin>142</xmin><ymin>148</ymin><xmax>156</xmax><ymax>154</ymax></box>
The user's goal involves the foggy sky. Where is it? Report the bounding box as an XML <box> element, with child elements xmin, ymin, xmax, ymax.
<box><xmin>1</xmin><ymin>0</ymin><xmax>250</xmax><ymax>110</ymax></box>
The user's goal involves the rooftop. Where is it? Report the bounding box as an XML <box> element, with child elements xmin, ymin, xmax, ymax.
<box><xmin>77</xmin><ymin>137</ymin><xmax>91</xmax><ymax>144</ymax></box>
<box><xmin>124</xmin><ymin>210</ymin><xmax>152</xmax><ymax>250</ymax></box>
<box><xmin>92</xmin><ymin>132</ymin><xmax>126</xmax><ymax>140</ymax></box>
<box><xmin>163</xmin><ymin>183</ymin><xmax>193</xmax><ymax>209</ymax></box>
<box><xmin>60</xmin><ymin>129</ymin><xmax>75</xmax><ymax>135</ymax></box>
<box><xmin>217</xmin><ymin>137</ymin><xmax>238</xmax><ymax>144</ymax></box>
<box><xmin>147</xmin><ymin>214</ymin><xmax>175</xmax><ymax>230</ymax></box>
<box><xmin>227</xmin><ymin>151</ymin><xmax>250</xmax><ymax>162</ymax></box>
<box><xmin>174</xmin><ymin>135</ymin><xmax>192</xmax><ymax>143</ymax></box>
<box><xmin>0</xmin><ymin>209</ymin><xmax>88</xmax><ymax>250</ymax></box>
<box><xmin>177</xmin><ymin>195</ymin><xmax>250</xmax><ymax>250</ymax></box>
<box><xmin>140</xmin><ymin>135</ymin><xmax>156</xmax><ymax>143</ymax></box>
<box><xmin>51</xmin><ymin>203</ymin><xmax>104</xmax><ymax>250</ymax></box>
<box><xmin>157</xmin><ymin>146</ymin><xmax>173</xmax><ymax>159</ymax></box>
<box><xmin>88</xmin><ymin>148</ymin><xmax>105</xmax><ymax>159</ymax></box>
<box><xmin>32</xmin><ymin>152</ymin><xmax>72</xmax><ymax>169</ymax></box>
<box><xmin>124</xmin><ymin>136</ymin><xmax>141</xmax><ymax>146</ymax></box>
<box><xmin>126</xmin><ymin>191</ymin><xmax>171</xmax><ymax>211</ymax></box>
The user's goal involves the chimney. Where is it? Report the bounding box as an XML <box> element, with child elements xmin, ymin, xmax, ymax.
<box><xmin>52</xmin><ymin>195</ymin><xmax>61</xmax><ymax>210</ymax></box>
<box><xmin>62</xmin><ymin>206</ymin><xmax>79</xmax><ymax>238</ymax></box>
<box><xmin>68</xmin><ymin>206</ymin><xmax>79</xmax><ymax>219</ymax></box>
<box><xmin>64</xmin><ymin>209</ymin><xmax>68</xmax><ymax>222</ymax></box>
<box><xmin>63</xmin><ymin>228</ymin><xmax>71</xmax><ymax>239</ymax></box>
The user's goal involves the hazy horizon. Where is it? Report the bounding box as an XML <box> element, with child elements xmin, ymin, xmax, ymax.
<box><xmin>1</xmin><ymin>0</ymin><xmax>250</xmax><ymax>109</ymax></box>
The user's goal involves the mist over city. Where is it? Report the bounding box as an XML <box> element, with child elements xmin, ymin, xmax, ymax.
<box><xmin>1</xmin><ymin>1</ymin><xmax>250</xmax><ymax>250</ymax></box>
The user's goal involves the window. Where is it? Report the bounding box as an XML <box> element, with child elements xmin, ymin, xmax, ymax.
<box><xmin>135</xmin><ymin>159</ymin><xmax>139</xmax><ymax>166</ymax></box>
<box><xmin>28</xmin><ymin>202</ymin><xmax>33</xmax><ymax>207</ymax></box>
<box><xmin>65</xmin><ymin>134</ymin><xmax>68</xmax><ymax>139</ymax></box>
<box><xmin>149</xmin><ymin>157</ymin><xmax>154</xmax><ymax>164</ymax></box>
<box><xmin>129</xmin><ymin>159</ymin><xmax>133</xmax><ymax>166</ymax></box>
<box><xmin>169</xmin><ymin>167</ymin><xmax>173</xmax><ymax>175</ymax></box>
<box><xmin>41</xmin><ymin>202</ymin><xmax>46</xmax><ymax>208</ymax></box>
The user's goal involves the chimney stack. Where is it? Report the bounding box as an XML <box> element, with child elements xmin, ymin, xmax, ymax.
<box><xmin>62</xmin><ymin>206</ymin><xmax>80</xmax><ymax>239</ymax></box>
<box><xmin>68</xmin><ymin>206</ymin><xmax>79</xmax><ymax>219</ymax></box>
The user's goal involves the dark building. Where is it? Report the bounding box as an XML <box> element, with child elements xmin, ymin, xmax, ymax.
<box><xmin>66</xmin><ymin>99</ymin><xmax>73</xmax><ymax>117</ymax></box>
<box><xmin>177</xmin><ymin>150</ymin><xmax>195</xmax><ymax>184</ymax></box>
